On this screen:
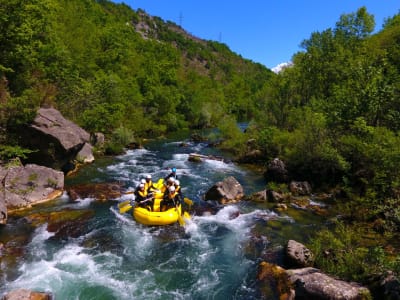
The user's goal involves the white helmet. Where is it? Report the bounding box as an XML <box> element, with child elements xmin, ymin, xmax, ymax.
<box><xmin>167</xmin><ymin>177</ymin><xmax>175</xmax><ymax>184</ymax></box>
<box><xmin>169</xmin><ymin>186</ymin><xmax>176</xmax><ymax>193</ymax></box>
<box><xmin>145</xmin><ymin>174</ymin><xmax>152</xmax><ymax>179</ymax></box>
<box><xmin>139</xmin><ymin>183</ymin><xmax>145</xmax><ymax>189</ymax></box>
<box><xmin>140</xmin><ymin>179</ymin><xmax>146</xmax><ymax>184</ymax></box>
<box><xmin>174</xmin><ymin>180</ymin><xmax>180</xmax><ymax>186</ymax></box>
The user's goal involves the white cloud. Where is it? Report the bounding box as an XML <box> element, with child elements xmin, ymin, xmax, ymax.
<box><xmin>271</xmin><ymin>62</ymin><xmax>293</xmax><ymax>73</ymax></box>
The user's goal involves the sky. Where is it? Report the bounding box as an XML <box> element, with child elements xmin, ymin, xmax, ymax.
<box><xmin>113</xmin><ymin>1</ymin><xmax>399</xmax><ymax>70</ymax></box>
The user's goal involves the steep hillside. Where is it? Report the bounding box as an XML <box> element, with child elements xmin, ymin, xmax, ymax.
<box><xmin>0</xmin><ymin>0</ymin><xmax>274</xmax><ymax>157</ymax></box>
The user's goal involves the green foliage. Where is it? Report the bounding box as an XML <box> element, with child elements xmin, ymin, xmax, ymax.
<box><xmin>216</xmin><ymin>115</ymin><xmax>247</xmax><ymax>155</ymax></box>
<box><xmin>1</xmin><ymin>0</ymin><xmax>272</xmax><ymax>146</ymax></box>
<box><xmin>104</xmin><ymin>126</ymin><xmax>136</xmax><ymax>155</ymax></box>
<box><xmin>309</xmin><ymin>221</ymin><xmax>398</xmax><ymax>282</ymax></box>
<box><xmin>373</xmin><ymin>198</ymin><xmax>400</xmax><ymax>233</ymax></box>
<box><xmin>0</xmin><ymin>145</ymin><xmax>35</xmax><ymax>160</ymax></box>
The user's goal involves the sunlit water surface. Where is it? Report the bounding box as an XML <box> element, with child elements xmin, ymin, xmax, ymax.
<box><xmin>0</xmin><ymin>137</ymin><xmax>326</xmax><ymax>299</ymax></box>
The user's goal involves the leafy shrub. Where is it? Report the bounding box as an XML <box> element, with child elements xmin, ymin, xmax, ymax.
<box><xmin>0</xmin><ymin>145</ymin><xmax>35</xmax><ymax>160</ymax></box>
<box><xmin>309</xmin><ymin>221</ymin><xmax>399</xmax><ymax>282</ymax></box>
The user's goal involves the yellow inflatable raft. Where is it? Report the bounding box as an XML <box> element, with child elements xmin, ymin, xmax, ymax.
<box><xmin>133</xmin><ymin>197</ymin><xmax>190</xmax><ymax>226</ymax></box>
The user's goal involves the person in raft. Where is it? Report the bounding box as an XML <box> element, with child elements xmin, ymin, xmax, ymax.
<box><xmin>144</xmin><ymin>174</ymin><xmax>159</xmax><ymax>194</ymax></box>
<box><xmin>135</xmin><ymin>183</ymin><xmax>154</xmax><ymax>211</ymax></box>
<box><xmin>174</xmin><ymin>180</ymin><xmax>183</xmax><ymax>198</ymax></box>
<box><xmin>164</xmin><ymin>167</ymin><xmax>178</xmax><ymax>181</ymax></box>
<box><xmin>160</xmin><ymin>176</ymin><xmax>175</xmax><ymax>194</ymax></box>
<box><xmin>160</xmin><ymin>185</ymin><xmax>182</xmax><ymax>211</ymax></box>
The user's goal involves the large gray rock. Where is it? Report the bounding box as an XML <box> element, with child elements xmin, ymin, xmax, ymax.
<box><xmin>4</xmin><ymin>164</ymin><xmax>64</xmax><ymax>211</ymax></box>
<box><xmin>286</xmin><ymin>267</ymin><xmax>371</xmax><ymax>299</ymax></box>
<box><xmin>31</xmin><ymin>107</ymin><xmax>90</xmax><ymax>151</ymax></box>
<box><xmin>21</xmin><ymin>107</ymin><xmax>93</xmax><ymax>170</ymax></box>
<box><xmin>76</xmin><ymin>143</ymin><xmax>95</xmax><ymax>163</ymax></box>
<box><xmin>204</xmin><ymin>176</ymin><xmax>244</xmax><ymax>204</ymax></box>
<box><xmin>286</xmin><ymin>240</ymin><xmax>314</xmax><ymax>268</ymax></box>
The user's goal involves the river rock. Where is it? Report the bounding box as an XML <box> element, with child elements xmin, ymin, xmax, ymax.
<box><xmin>247</xmin><ymin>190</ymin><xmax>267</xmax><ymax>202</ymax></box>
<box><xmin>76</xmin><ymin>143</ymin><xmax>95</xmax><ymax>163</ymax></box>
<box><xmin>264</xmin><ymin>158</ymin><xmax>289</xmax><ymax>183</ymax></box>
<box><xmin>3</xmin><ymin>164</ymin><xmax>64</xmax><ymax>212</ymax></box>
<box><xmin>204</xmin><ymin>176</ymin><xmax>244</xmax><ymax>204</ymax></box>
<box><xmin>285</xmin><ymin>240</ymin><xmax>314</xmax><ymax>268</ymax></box>
<box><xmin>289</xmin><ymin>181</ymin><xmax>312</xmax><ymax>196</ymax></box>
<box><xmin>286</xmin><ymin>267</ymin><xmax>371</xmax><ymax>299</ymax></box>
<box><xmin>67</xmin><ymin>182</ymin><xmax>123</xmax><ymax>201</ymax></box>
<box><xmin>2</xmin><ymin>289</ymin><xmax>52</xmax><ymax>300</ymax></box>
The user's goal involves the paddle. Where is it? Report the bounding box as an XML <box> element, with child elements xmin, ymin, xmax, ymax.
<box><xmin>176</xmin><ymin>204</ymin><xmax>185</xmax><ymax>226</ymax></box>
<box><xmin>120</xmin><ymin>197</ymin><xmax>154</xmax><ymax>214</ymax></box>
<box><xmin>119</xmin><ymin>203</ymin><xmax>133</xmax><ymax>214</ymax></box>
<box><xmin>183</xmin><ymin>197</ymin><xmax>193</xmax><ymax>206</ymax></box>
<box><xmin>118</xmin><ymin>191</ymin><xmax>136</xmax><ymax>208</ymax></box>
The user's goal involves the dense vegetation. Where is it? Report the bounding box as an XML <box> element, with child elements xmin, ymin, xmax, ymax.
<box><xmin>219</xmin><ymin>6</ymin><xmax>400</xmax><ymax>285</ymax></box>
<box><xmin>1</xmin><ymin>0</ymin><xmax>400</xmax><ymax>289</ymax></box>
<box><xmin>0</xmin><ymin>0</ymin><xmax>272</xmax><ymax>154</ymax></box>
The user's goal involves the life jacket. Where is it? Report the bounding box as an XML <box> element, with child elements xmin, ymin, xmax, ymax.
<box><xmin>168</xmin><ymin>191</ymin><xmax>178</xmax><ymax>199</ymax></box>
<box><xmin>160</xmin><ymin>183</ymin><xmax>168</xmax><ymax>193</ymax></box>
<box><xmin>144</xmin><ymin>180</ymin><xmax>154</xmax><ymax>192</ymax></box>
<box><xmin>137</xmin><ymin>189</ymin><xmax>148</xmax><ymax>199</ymax></box>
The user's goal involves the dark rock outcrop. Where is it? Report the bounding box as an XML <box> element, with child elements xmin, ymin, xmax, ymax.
<box><xmin>204</xmin><ymin>176</ymin><xmax>244</xmax><ymax>204</ymax></box>
<box><xmin>289</xmin><ymin>181</ymin><xmax>312</xmax><ymax>196</ymax></box>
<box><xmin>21</xmin><ymin>107</ymin><xmax>93</xmax><ymax>170</ymax></box>
<box><xmin>264</xmin><ymin>158</ymin><xmax>289</xmax><ymax>183</ymax></box>
<box><xmin>3</xmin><ymin>164</ymin><xmax>63</xmax><ymax>212</ymax></box>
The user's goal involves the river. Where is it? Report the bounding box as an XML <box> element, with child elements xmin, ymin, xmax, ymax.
<box><xmin>0</xmin><ymin>134</ymin><xmax>328</xmax><ymax>299</ymax></box>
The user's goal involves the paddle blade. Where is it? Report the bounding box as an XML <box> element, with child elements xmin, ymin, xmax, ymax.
<box><xmin>118</xmin><ymin>200</ymin><xmax>131</xmax><ymax>208</ymax></box>
<box><xmin>183</xmin><ymin>211</ymin><xmax>191</xmax><ymax>220</ymax></box>
<box><xmin>176</xmin><ymin>205</ymin><xmax>185</xmax><ymax>226</ymax></box>
<box><xmin>183</xmin><ymin>197</ymin><xmax>193</xmax><ymax>206</ymax></box>
<box><xmin>177</xmin><ymin>214</ymin><xmax>185</xmax><ymax>226</ymax></box>
<box><xmin>119</xmin><ymin>203</ymin><xmax>133</xmax><ymax>214</ymax></box>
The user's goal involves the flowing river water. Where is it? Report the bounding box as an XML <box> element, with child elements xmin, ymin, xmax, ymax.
<box><xmin>0</xmin><ymin>134</ymin><xmax>329</xmax><ymax>299</ymax></box>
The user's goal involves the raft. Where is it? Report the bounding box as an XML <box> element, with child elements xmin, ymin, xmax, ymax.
<box><xmin>133</xmin><ymin>197</ymin><xmax>190</xmax><ymax>226</ymax></box>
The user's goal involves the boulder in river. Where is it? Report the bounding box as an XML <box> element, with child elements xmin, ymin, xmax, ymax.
<box><xmin>204</xmin><ymin>176</ymin><xmax>244</xmax><ymax>204</ymax></box>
